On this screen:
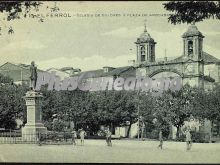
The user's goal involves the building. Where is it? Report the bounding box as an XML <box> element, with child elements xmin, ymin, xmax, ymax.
<box><xmin>134</xmin><ymin>23</ymin><xmax>220</xmax><ymax>90</ymax></box>
<box><xmin>72</xmin><ymin>23</ymin><xmax>220</xmax><ymax>91</ymax></box>
<box><xmin>47</xmin><ymin>67</ymin><xmax>81</xmax><ymax>80</ymax></box>
<box><xmin>0</xmin><ymin>62</ymin><xmax>45</xmax><ymax>85</ymax></box>
<box><xmin>46</xmin><ymin>68</ymin><xmax>72</xmax><ymax>80</ymax></box>
<box><xmin>71</xmin><ymin>23</ymin><xmax>220</xmax><ymax>139</ymax></box>
<box><xmin>132</xmin><ymin>23</ymin><xmax>220</xmax><ymax>140</ymax></box>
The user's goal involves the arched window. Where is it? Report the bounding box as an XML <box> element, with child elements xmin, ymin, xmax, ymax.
<box><xmin>140</xmin><ymin>46</ymin><xmax>145</xmax><ymax>62</ymax></box>
<box><xmin>141</xmin><ymin>46</ymin><xmax>145</xmax><ymax>55</ymax></box>
<box><xmin>150</xmin><ymin>45</ymin><xmax>154</xmax><ymax>62</ymax></box>
<box><xmin>188</xmin><ymin>40</ymin><xmax>193</xmax><ymax>55</ymax></box>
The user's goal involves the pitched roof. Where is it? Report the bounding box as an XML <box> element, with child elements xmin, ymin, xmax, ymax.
<box><xmin>72</xmin><ymin>66</ymin><xmax>136</xmax><ymax>79</ymax></box>
<box><xmin>202</xmin><ymin>52</ymin><xmax>220</xmax><ymax>64</ymax></box>
<box><xmin>171</xmin><ymin>52</ymin><xmax>220</xmax><ymax>64</ymax></box>
<box><xmin>182</xmin><ymin>25</ymin><xmax>204</xmax><ymax>38</ymax></box>
<box><xmin>72</xmin><ymin>69</ymin><xmax>105</xmax><ymax>79</ymax></box>
<box><xmin>0</xmin><ymin>62</ymin><xmax>45</xmax><ymax>72</ymax></box>
<box><xmin>101</xmin><ymin>66</ymin><xmax>136</xmax><ymax>77</ymax></box>
<box><xmin>46</xmin><ymin>67</ymin><xmax>69</xmax><ymax>74</ymax></box>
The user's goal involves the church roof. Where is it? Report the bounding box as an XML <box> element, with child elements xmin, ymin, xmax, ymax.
<box><xmin>182</xmin><ymin>24</ymin><xmax>204</xmax><ymax>38</ymax></box>
<box><xmin>136</xmin><ymin>24</ymin><xmax>155</xmax><ymax>43</ymax></box>
<box><xmin>137</xmin><ymin>31</ymin><xmax>155</xmax><ymax>43</ymax></box>
<box><xmin>202</xmin><ymin>52</ymin><xmax>220</xmax><ymax>64</ymax></box>
<box><xmin>172</xmin><ymin>52</ymin><xmax>220</xmax><ymax>64</ymax></box>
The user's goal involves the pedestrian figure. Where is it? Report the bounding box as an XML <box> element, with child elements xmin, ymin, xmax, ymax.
<box><xmin>106</xmin><ymin>129</ymin><xmax>112</xmax><ymax>147</ymax></box>
<box><xmin>186</xmin><ymin>129</ymin><xmax>192</xmax><ymax>151</ymax></box>
<box><xmin>8</xmin><ymin>26</ymin><xmax>14</xmax><ymax>34</ymax></box>
<box><xmin>79</xmin><ymin>128</ymin><xmax>86</xmax><ymax>146</ymax></box>
<box><xmin>38</xmin><ymin>132</ymin><xmax>43</xmax><ymax>146</ymax></box>
<box><xmin>64</xmin><ymin>127</ymin><xmax>68</xmax><ymax>142</ymax></box>
<box><xmin>157</xmin><ymin>130</ymin><xmax>163</xmax><ymax>149</ymax></box>
<box><xmin>71</xmin><ymin>130</ymin><xmax>77</xmax><ymax>146</ymax></box>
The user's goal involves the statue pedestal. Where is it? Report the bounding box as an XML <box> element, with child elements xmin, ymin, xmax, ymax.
<box><xmin>22</xmin><ymin>90</ymin><xmax>47</xmax><ymax>142</ymax></box>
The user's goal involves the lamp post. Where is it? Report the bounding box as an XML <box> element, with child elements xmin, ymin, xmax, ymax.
<box><xmin>137</xmin><ymin>102</ymin><xmax>140</xmax><ymax>141</ymax></box>
<box><xmin>137</xmin><ymin>90</ymin><xmax>140</xmax><ymax>141</ymax></box>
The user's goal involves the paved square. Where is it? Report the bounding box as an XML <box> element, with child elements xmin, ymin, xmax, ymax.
<box><xmin>0</xmin><ymin>140</ymin><xmax>220</xmax><ymax>163</ymax></box>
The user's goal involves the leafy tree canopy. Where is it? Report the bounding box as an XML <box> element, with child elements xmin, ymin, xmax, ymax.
<box><xmin>0</xmin><ymin>1</ymin><xmax>42</xmax><ymax>21</ymax></box>
<box><xmin>163</xmin><ymin>1</ymin><xmax>220</xmax><ymax>24</ymax></box>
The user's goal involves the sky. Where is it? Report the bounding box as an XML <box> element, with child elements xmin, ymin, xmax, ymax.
<box><xmin>0</xmin><ymin>1</ymin><xmax>220</xmax><ymax>71</ymax></box>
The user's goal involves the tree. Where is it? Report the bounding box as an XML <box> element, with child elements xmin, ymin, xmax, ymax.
<box><xmin>145</xmin><ymin>84</ymin><xmax>197</xmax><ymax>139</ymax></box>
<box><xmin>138</xmin><ymin>92</ymin><xmax>157</xmax><ymax>138</ymax></box>
<box><xmin>152</xmin><ymin>92</ymin><xmax>173</xmax><ymax>138</ymax></box>
<box><xmin>168</xmin><ymin>85</ymin><xmax>197</xmax><ymax>138</ymax></box>
<box><xmin>116</xmin><ymin>91</ymin><xmax>138</xmax><ymax>137</ymax></box>
<box><xmin>0</xmin><ymin>1</ymin><xmax>42</xmax><ymax>21</ymax></box>
<box><xmin>0</xmin><ymin>73</ymin><xmax>13</xmax><ymax>84</ymax></box>
<box><xmin>0</xmin><ymin>81</ymin><xmax>27</xmax><ymax>129</ymax></box>
<box><xmin>0</xmin><ymin>74</ymin><xmax>26</xmax><ymax>129</ymax></box>
<box><xmin>192</xmin><ymin>85</ymin><xmax>220</xmax><ymax>122</ymax></box>
<box><xmin>210</xmin><ymin>85</ymin><xmax>220</xmax><ymax>121</ymax></box>
<box><xmin>163</xmin><ymin>1</ymin><xmax>220</xmax><ymax>24</ymax></box>
<box><xmin>0</xmin><ymin>1</ymin><xmax>61</xmax><ymax>35</ymax></box>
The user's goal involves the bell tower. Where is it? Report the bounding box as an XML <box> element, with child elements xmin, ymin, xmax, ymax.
<box><xmin>182</xmin><ymin>22</ymin><xmax>205</xmax><ymax>88</ymax></box>
<box><xmin>182</xmin><ymin>22</ymin><xmax>204</xmax><ymax>60</ymax></box>
<box><xmin>135</xmin><ymin>22</ymin><xmax>156</xmax><ymax>64</ymax></box>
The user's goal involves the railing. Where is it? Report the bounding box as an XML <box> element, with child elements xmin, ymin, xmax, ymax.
<box><xmin>0</xmin><ymin>131</ymin><xmax>74</xmax><ymax>145</ymax></box>
<box><xmin>0</xmin><ymin>131</ymin><xmax>23</xmax><ymax>144</ymax></box>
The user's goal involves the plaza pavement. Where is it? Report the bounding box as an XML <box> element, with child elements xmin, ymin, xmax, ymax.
<box><xmin>0</xmin><ymin>139</ymin><xmax>219</xmax><ymax>163</ymax></box>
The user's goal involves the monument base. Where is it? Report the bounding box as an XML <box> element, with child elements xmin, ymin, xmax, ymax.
<box><xmin>22</xmin><ymin>124</ymin><xmax>47</xmax><ymax>142</ymax></box>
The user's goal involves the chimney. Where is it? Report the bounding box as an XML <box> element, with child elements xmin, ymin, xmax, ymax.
<box><xmin>103</xmin><ymin>66</ymin><xmax>115</xmax><ymax>73</ymax></box>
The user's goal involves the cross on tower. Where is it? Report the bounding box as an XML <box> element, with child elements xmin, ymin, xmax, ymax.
<box><xmin>144</xmin><ymin>19</ymin><xmax>147</xmax><ymax>32</ymax></box>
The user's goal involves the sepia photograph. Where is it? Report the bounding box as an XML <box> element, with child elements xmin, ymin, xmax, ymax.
<box><xmin>0</xmin><ymin>1</ymin><xmax>220</xmax><ymax>164</ymax></box>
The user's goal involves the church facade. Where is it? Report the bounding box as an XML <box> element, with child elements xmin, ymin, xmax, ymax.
<box><xmin>70</xmin><ymin>24</ymin><xmax>220</xmax><ymax>139</ymax></box>
<box><xmin>72</xmin><ymin>23</ymin><xmax>220</xmax><ymax>91</ymax></box>
<box><xmin>134</xmin><ymin>23</ymin><xmax>220</xmax><ymax>90</ymax></box>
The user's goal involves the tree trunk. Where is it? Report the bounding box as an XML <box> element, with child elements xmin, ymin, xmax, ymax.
<box><xmin>168</xmin><ymin>124</ymin><xmax>173</xmax><ymax>140</ymax></box>
<box><xmin>141</xmin><ymin>122</ymin><xmax>145</xmax><ymax>140</ymax></box>
<box><xmin>176</xmin><ymin>125</ymin><xmax>180</xmax><ymax>139</ymax></box>
<box><xmin>126</xmin><ymin>122</ymin><xmax>132</xmax><ymax>138</ymax></box>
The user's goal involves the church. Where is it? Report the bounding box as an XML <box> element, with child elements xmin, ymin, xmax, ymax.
<box><xmin>134</xmin><ymin>23</ymin><xmax>220</xmax><ymax>90</ymax></box>
<box><xmin>72</xmin><ymin>23</ymin><xmax>220</xmax><ymax>91</ymax></box>
<box><xmin>71</xmin><ymin>23</ymin><xmax>220</xmax><ymax>139</ymax></box>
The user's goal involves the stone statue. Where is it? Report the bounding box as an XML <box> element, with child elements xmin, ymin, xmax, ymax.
<box><xmin>30</xmin><ymin>61</ymin><xmax>37</xmax><ymax>90</ymax></box>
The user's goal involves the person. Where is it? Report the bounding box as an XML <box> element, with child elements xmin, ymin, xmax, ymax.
<box><xmin>186</xmin><ymin>129</ymin><xmax>192</xmax><ymax>151</ymax></box>
<box><xmin>106</xmin><ymin>129</ymin><xmax>112</xmax><ymax>147</ymax></box>
<box><xmin>64</xmin><ymin>127</ymin><xmax>68</xmax><ymax>142</ymax></box>
<box><xmin>8</xmin><ymin>26</ymin><xmax>14</xmax><ymax>34</ymax></box>
<box><xmin>157</xmin><ymin>130</ymin><xmax>163</xmax><ymax>149</ymax></box>
<box><xmin>79</xmin><ymin>128</ymin><xmax>86</xmax><ymax>146</ymax></box>
<box><xmin>38</xmin><ymin>132</ymin><xmax>42</xmax><ymax>146</ymax></box>
<box><xmin>38</xmin><ymin>132</ymin><xmax>44</xmax><ymax>146</ymax></box>
<box><xmin>71</xmin><ymin>130</ymin><xmax>77</xmax><ymax>146</ymax></box>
